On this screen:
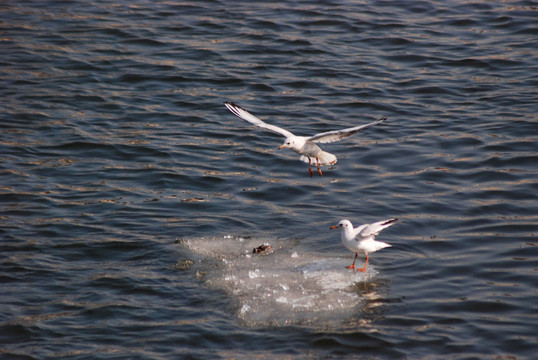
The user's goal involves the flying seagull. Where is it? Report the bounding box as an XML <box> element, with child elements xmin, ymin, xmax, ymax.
<box><xmin>224</xmin><ymin>101</ymin><xmax>386</xmax><ymax>177</ymax></box>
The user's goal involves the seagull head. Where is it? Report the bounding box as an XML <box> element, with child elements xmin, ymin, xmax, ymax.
<box><xmin>279</xmin><ymin>136</ymin><xmax>301</xmax><ymax>151</ymax></box>
<box><xmin>330</xmin><ymin>219</ymin><xmax>353</xmax><ymax>230</ymax></box>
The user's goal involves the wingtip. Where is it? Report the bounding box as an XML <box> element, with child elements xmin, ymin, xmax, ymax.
<box><xmin>224</xmin><ymin>101</ymin><xmax>244</xmax><ymax>111</ymax></box>
<box><xmin>224</xmin><ymin>101</ymin><xmax>243</xmax><ymax>116</ymax></box>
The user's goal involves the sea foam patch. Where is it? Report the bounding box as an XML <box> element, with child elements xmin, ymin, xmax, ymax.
<box><xmin>180</xmin><ymin>235</ymin><xmax>378</xmax><ymax>326</ymax></box>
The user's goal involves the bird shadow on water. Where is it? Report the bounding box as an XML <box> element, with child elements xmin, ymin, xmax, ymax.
<box><xmin>176</xmin><ymin>235</ymin><xmax>398</xmax><ymax>329</ymax></box>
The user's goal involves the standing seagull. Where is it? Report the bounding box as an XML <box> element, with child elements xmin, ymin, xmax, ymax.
<box><xmin>224</xmin><ymin>102</ymin><xmax>386</xmax><ymax>177</ymax></box>
<box><xmin>330</xmin><ymin>218</ymin><xmax>398</xmax><ymax>272</ymax></box>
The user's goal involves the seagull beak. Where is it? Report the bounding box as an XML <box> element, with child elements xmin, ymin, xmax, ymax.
<box><xmin>278</xmin><ymin>145</ymin><xmax>285</xmax><ymax>150</ymax></box>
<box><xmin>330</xmin><ymin>225</ymin><xmax>339</xmax><ymax>230</ymax></box>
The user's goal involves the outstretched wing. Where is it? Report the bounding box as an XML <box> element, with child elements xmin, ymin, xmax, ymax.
<box><xmin>308</xmin><ymin>117</ymin><xmax>387</xmax><ymax>144</ymax></box>
<box><xmin>224</xmin><ymin>102</ymin><xmax>294</xmax><ymax>138</ymax></box>
<box><xmin>358</xmin><ymin>218</ymin><xmax>398</xmax><ymax>238</ymax></box>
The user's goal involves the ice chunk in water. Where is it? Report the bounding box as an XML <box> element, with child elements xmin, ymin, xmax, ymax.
<box><xmin>180</xmin><ymin>235</ymin><xmax>383</xmax><ymax>327</ymax></box>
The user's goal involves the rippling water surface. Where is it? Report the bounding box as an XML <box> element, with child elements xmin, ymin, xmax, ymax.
<box><xmin>1</xmin><ymin>1</ymin><xmax>537</xmax><ymax>359</ymax></box>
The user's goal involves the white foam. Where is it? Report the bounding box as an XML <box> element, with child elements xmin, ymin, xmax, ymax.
<box><xmin>180</xmin><ymin>235</ymin><xmax>381</xmax><ymax>327</ymax></box>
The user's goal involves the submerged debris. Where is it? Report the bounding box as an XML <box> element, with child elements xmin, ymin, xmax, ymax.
<box><xmin>253</xmin><ymin>244</ymin><xmax>273</xmax><ymax>255</ymax></box>
<box><xmin>195</xmin><ymin>270</ymin><xmax>206</xmax><ymax>280</ymax></box>
<box><xmin>175</xmin><ymin>259</ymin><xmax>194</xmax><ymax>270</ymax></box>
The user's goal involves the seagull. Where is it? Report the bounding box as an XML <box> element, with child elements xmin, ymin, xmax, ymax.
<box><xmin>330</xmin><ymin>218</ymin><xmax>398</xmax><ymax>272</ymax></box>
<box><xmin>224</xmin><ymin>101</ymin><xmax>387</xmax><ymax>177</ymax></box>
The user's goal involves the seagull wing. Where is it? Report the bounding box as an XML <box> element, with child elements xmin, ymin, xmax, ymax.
<box><xmin>308</xmin><ymin>117</ymin><xmax>387</xmax><ymax>144</ymax></box>
<box><xmin>224</xmin><ymin>102</ymin><xmax>294</xmax><ymax>138</ymax></box>
<box><xmin>358</xmin><ymin>218</ymin><xmax>398</xmax><ymax>238</ymax></box>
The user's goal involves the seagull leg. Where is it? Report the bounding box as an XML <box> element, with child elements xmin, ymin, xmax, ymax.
<box><xmin>307</xmin><ymin>158</ymin><xmax>314</xmax><ymax>177</ymax></box>
<box><xmin>315</xmin><ymin>156</ymin><xmax>323</xmax><ymax>176</ymax></box>
<box><xmin>357</xmin><ymin>254</ymin><xmax>369</xmax><ymax>272</ymax></box>
<box><xmin>346</xmin><ymin>253</ymin><xmax>358</xmax><ymax>269</ymax></box>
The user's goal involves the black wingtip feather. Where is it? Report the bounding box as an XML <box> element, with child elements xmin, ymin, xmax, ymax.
<box><xmin>224</xmin><ymin>101</ymin><xmax>246</xmax><ymax>113</ymax></box>
<box><xmin>383</xmin><ymin>218</ymin><xmax>398</xmax><ymax>225</ymax></box>
<box><xmin>224</xmin><ymin>101</ymin><xmax>244</xmax><ymax>118</ymax></box>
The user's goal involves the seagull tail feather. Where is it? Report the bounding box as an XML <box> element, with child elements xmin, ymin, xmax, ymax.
<box><xmin>300</xmin><ymin>151</ymin><xmax>337</xmax><ymax>165</ymax></box>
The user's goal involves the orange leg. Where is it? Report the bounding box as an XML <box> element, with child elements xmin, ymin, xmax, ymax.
<box><xmin>346</xmin><ymin>253</ymin><xmax>358</xmax><ymax>269</ymax></box>
<box><xmin>307</xmin><ymin>158</ymin><xmax>314</xmax><ymax>177</ymax></box>
<box><xmin>356</xmin><ymin>254</ymin><xmax>369</xmax><ymax>272</ymax></box>
<box><xmin>315</xmin><ymin>157</ymin><xmax>323</xmax><ymax>176</ymax></box>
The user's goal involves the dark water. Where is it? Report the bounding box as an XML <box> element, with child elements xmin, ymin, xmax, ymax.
<box><xmin>1</xmin><ymin>1</ymin><xmax>537</xmax><ymax>359</ymax></box>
